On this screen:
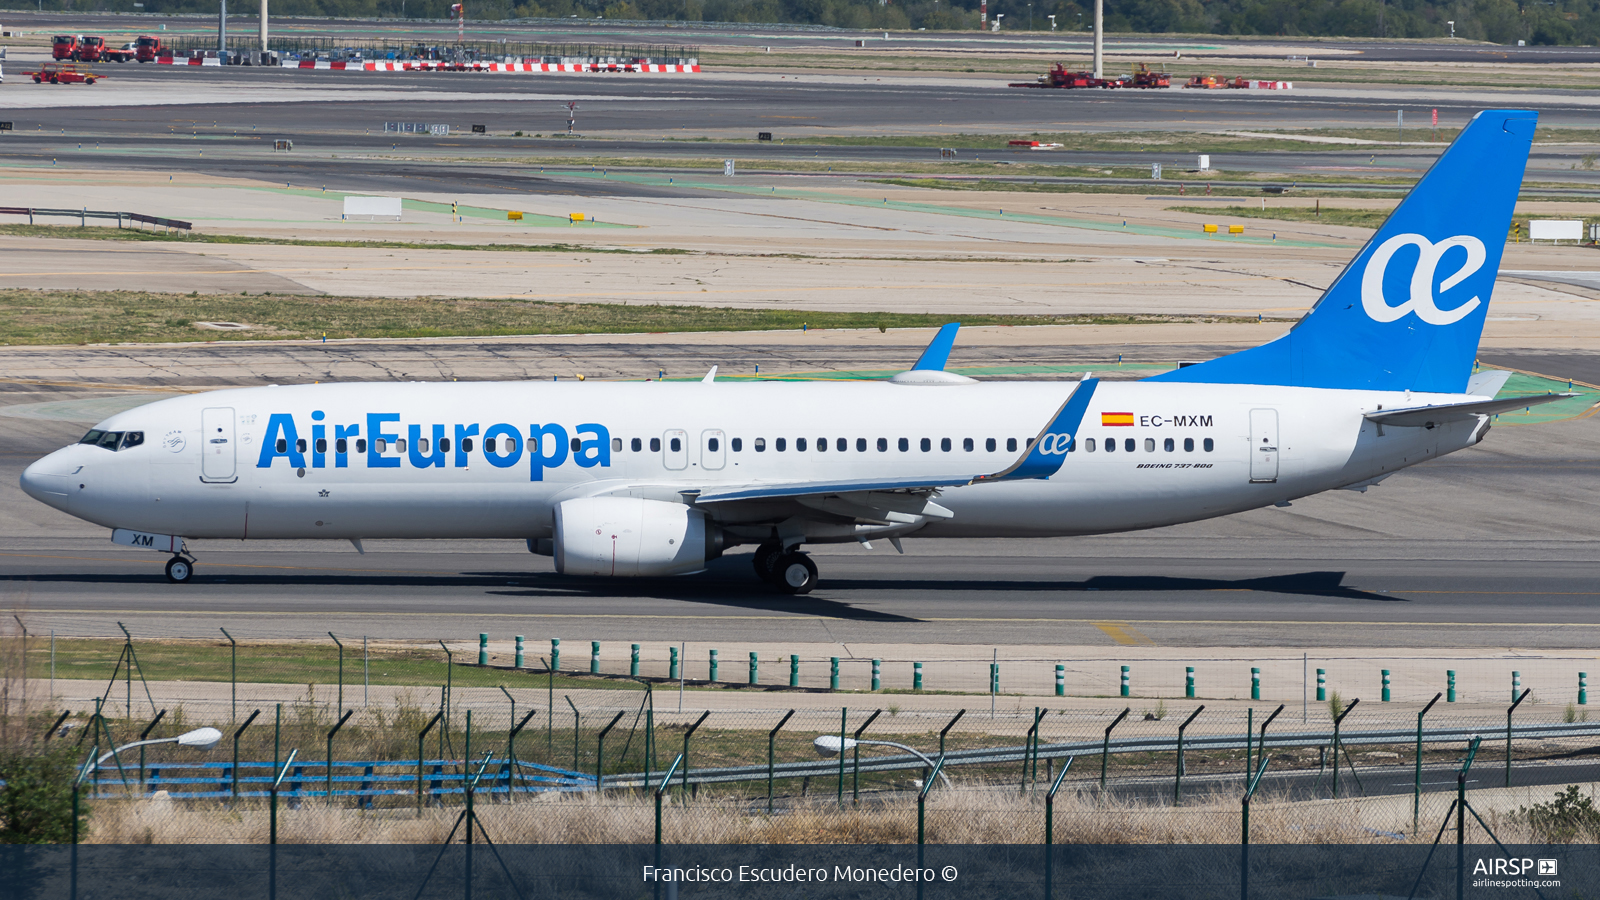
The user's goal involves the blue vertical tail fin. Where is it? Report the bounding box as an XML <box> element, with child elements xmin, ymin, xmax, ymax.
<box><xmin>1151</xmin><ymin>109</ymin><xmax>1536</xmax><ymax>394</ymax></box>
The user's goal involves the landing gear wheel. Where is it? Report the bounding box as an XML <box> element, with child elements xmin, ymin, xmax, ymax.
<box><xmin>774</xmin><ymin>552</ymin><xmax>818</xmax><ymax>595</ymax></box>
<box><xmin>752</xmin><ymin>544</ymin><xmax>784</xmax><ymax>583</ymax></box>
<box><xmin>165</xmin><ymin>556</ymin><xmax>193</xmax><ymax>584</ymax></box>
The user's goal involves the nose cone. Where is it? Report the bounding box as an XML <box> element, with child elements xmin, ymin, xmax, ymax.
<box><xmin>20</xmin><ymin>449</ymin><xmax>76</xmax><ymax>510</ymax></box>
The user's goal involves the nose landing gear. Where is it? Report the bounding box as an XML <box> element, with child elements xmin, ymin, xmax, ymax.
<box><xmin>165</xmin><ymin>554</ymin><xmax>196</xmax><ymax>583</ymax></box>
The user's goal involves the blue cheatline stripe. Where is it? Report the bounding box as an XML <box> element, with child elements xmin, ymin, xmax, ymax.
<box><xmin>977</xmin><ymin>379</ymin><xmax>1100</xmax><ymax>483</ymax></box>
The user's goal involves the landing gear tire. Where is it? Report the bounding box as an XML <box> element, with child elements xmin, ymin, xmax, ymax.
<box><xmin>752</xmin><ymin>544</ymin><xmax>784</xmax><ymax>583</ymax></box>
<box><xmin>165</xmin><ymin>556</ymin><xmax>194</xmax><ymax>584</ymax></box>
<box><xmin>774</xmin><ymin>552</ymin><xmax>818</xmax><ymax>595</ymax></box>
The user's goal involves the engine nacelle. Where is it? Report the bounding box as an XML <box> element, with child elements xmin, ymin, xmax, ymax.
<box><xmin>554</xmin><ymin>497</ymin><xmax>724</xmax><ymax>577</ymax></box>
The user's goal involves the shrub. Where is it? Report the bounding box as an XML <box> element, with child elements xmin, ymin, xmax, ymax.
<box><xmin>1521</xmin><ymin>785</ymin><xmax>1600</xmax><ymax>844</ymax></box>
<box><xmin>0</xmin><ymin>742</ymin><xmax>89</xmax><ymax>844</ymax></box>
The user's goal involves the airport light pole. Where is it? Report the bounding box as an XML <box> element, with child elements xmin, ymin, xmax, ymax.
<box><xmin>812</xmin><ymin>735</ymin><xmax>952</xmax><ymax>789</ymax></box>
<box><xmin>1048</xmin><ymin>14</ymin><xmax>1056</xmax><ymax>30</ymax></box>
<box><xmin>1093</xmin><ymin>0</ymin><xmax>1104</xmax><ymax>78</ymax></box>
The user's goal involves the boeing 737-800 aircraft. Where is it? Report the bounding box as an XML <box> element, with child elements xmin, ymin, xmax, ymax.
<box><xmin>20</xmin><ymin>110</ymin><xmax>1566</xmax><ymax>593</ymax></box>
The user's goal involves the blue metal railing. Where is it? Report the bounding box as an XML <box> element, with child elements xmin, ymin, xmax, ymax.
<box><xmin>93</xmin><ymin>757</ymin><xmax>593</xmax><ymax>800</ymax></box>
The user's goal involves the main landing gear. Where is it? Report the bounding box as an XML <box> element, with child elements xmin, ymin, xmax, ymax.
<box><xmin>165</xmin><ymin>554</ymin><xmax>197</xmax><ymax>584</ymax></box>
<box><xmin>753</xmin><ymin>543</ymin><xmax>818</xmax><ymax>595</ymax></box>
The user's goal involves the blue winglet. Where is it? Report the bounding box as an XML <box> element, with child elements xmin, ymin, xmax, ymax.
<box><xmin>911</xmin><ymin>323</ymin><xmax>961</xmax><ymax>371</ymax></box>
<box><xmin>975</xmin><ymin>379</ymin><xmax>1099</xmax><ymax>483</ymax></box>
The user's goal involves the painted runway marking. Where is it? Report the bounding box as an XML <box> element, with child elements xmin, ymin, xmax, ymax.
<box><xmin>1094</xmin><ymin>622</ymin><xmax>1156</xmax><ymax>645</ymax></box>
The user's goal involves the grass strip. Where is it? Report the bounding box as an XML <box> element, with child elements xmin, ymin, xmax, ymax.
<box><xmin>0</xmin><ymin>288</ymin><xmax>1253</xmax><ymax>346</ymax></box>
<box><xmin>0</xmin><ymin>223</ymin><xmax>682</xmax><ymax>253</ymax></box>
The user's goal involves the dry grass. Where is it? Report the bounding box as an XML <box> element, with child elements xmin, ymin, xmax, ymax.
<box><xmin>82</xmin><ymin>784</ymin><xmax>1515</xmax><ymax>846</ymax></box>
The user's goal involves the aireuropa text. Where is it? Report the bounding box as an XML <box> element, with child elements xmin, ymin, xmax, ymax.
<box><xmin>641</xmin><ymin>865</ymin><xmax>953</xmax><ymax>883</ymax></box>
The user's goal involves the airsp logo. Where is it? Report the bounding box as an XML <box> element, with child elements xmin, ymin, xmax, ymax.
<box><xmin>1360</xmin><ymin>233</ymin><xmax>1486</xmax><ymax>326</ymax></box>
<box><xmin>161</xmin><ymin>430</ymin><xmax>186</xmax><ymax>453</ymax></box>
<box><xmin>1036</xmin><ymin>433</ymin><xmax>1074</xmax><ymax>455</ymax></box>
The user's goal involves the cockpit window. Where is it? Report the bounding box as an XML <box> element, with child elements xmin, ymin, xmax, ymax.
<box><xmin>120</xmin><ymin>431</ymin><xmax>144</xmax><ymax>450</ymax></box>
<box><xmin>80</xmin><ymin>429</ymin><xmax>128</xmax><ymax>451</ymax></box>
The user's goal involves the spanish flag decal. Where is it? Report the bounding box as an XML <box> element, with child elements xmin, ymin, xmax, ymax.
<box><xmin>1101</xmin><ymin>412</ymin><xmax>1135</xmax><ymax>427</ymax></box>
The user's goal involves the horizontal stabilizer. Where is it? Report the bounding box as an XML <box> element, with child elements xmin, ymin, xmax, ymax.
<box><xmin>1465</xmin><ymin>370</ymin><xmax>1512</xmax><ymax>397</ymax></box>
<box><xmin>1365</xmin><ymin>393</ymin><xmax>1573</xmax><ymax>427</ymax></box>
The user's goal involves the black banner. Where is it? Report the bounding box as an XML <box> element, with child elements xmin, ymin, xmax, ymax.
<box><xmin>1</xmin><ymin>843</ymin><xmax>1593</xmax><ymax>899</ymax></box>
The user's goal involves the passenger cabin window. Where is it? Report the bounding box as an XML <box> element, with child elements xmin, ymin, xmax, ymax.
<box><xmin>297</xmin><ymin>438</ymin><xmax>307</xmax><ymax>453</ymax></box>
<box><xmin>1086</xmin><ymin>438</ymin><xmax>1096</xmax><ymax>452</ymax></box>
<box><xmin>482</xmin><ymin>438</ymin><xmax>492</xmax><ymax>453</ymax></box>
<box><xmin>316</xmin><ymin>438</ymin><xmax>327</xmax><ymax>453</ymax></box>
<box><xmin>417</xmin><ymin>438</ymin><xmax>428</xmax><ymax>453</ymax></box>
<box><xmin>898</xmin><ymin>438</ymin><xmax>909</xmax><ymax>451</ymax></box>
<box><xmin>1104</xmin><ymin>438</ymin><xmax>1114</xmax><ymax>453</ymax></box>
<box><xmin>731</xmin><ymin>438</ymin><xmax>742</xmax><ymax>452</ymax></box>
<box><xmin>816</xmin><ymin>438</ymin><xmax>827</xmax><ymax>453</ymax></box>
<box><xmin>1184</xmin><ymin>438</ymin><xmax>1194</xmax><ymax>452</ymax></box>
<box><xmin>632</xmin><ymin>438</ymin><xmax>643</xmax><ymax>452</ymax></box>
<box><xmin>375</xmin><ymin>439</ymin><xmax>388</xmax><ymax>453</ymax></box>
<box><xmin>1144</xmin><ymin>438</ymin><xmax>1155</xmax><ymax>452</ymax></box>
<box><xmin>461</xmin><ymin>438</ymin><xmax>473</xmax><ymax>452</ymax></box>
<box><xmin>356</xmin><ymin>439</ymin><xmax>368</xmax><ymax>453</ymax></box>
<box><xmin>708</xmin><ymin>437</ymin><xmax>720</xmax><ymax>452</ymax></box>
<box><xmin>920</xmin><ymin>438</ymin><xmax>931</xmax><ymax>452</ymax></box>
<box><xmin>963</xmin><ymin>438</ymin><xmax>974</xmax><ymax>452</ymax></box>
<box><xmin>837</xmin><ymin>438</ymin><xmax>847</xmax><ymax>452</ymax></box>
<box><xmin>613</xmin><ymin>437</ymin><xmax>623</xmax><ymax>452</ymax></box>
<box><xmin>1204</xmin><ymin>438</ymin><xmax>1215</xmax><ymax>452</ymax></box>
<box><xmin>336</xmin><ymin>438</ymin><xmax>347</xmax><ymax>453</ymax></box>
<box><xmin>856</xmin><ymin>438</ymin><xmax>867</xmax><ymax>452</ymax></box>
<box><xmin>396</xmin><ymin>439</ymin><xmax>407</xmax><ymax>453</ymax></box>
<box><xmin>877</xmin><ymin>438</ymin><xmax>888</xmax><ymax>452</ymax></box>
<box><xmin>276</xmin><ymin>438</ymin><xmax>288</xmax><ymax>453</ymax></box>
<box><xmin>670</xmin><ymin>437</ymin><xmax>682</xmax><ymax>452</ymax></box>
<box><xmin>1124</xmin><ymin>438</ymin><xmax>1135</xmax><ymax>452</ymax></box>
<box><xmin>650</xmin><ymin>438</ymin><xmax>661</xmax><ymax>452</ymax></box>
<box><xmin>1164</xmin><ymin>438</ymin><xmax>1175</xmax><ymax>452</ymax></box>
<box><xmin>755</xmin><ymin>438</ymin><xmax>767</xmax><ymax>452</ymax></box>
<box><xmin>1007</xmin><ymin>438</ymin><xmax>1018</xmax><ymax>452</ymax></box>
<box><xmin>571</xmin><ymin>437</ymin><xmax>582</xmax><ymax>452</ymax></box>
<box><xmin>776</xmin><ymin>438</ymin><xmax>787</xmax><ymax>452</ymax></box>
<box><xmin>985</xmin><ymin>438</ymin><xmax>996</xmax><ymax>452</ymax></box>
<box><xmin>440</xmin><ymin>438</ymin><xmax>451</xmax><ymax>453</ymax></box>
<box><xmin>941</xmin><ymin>438</ymin><xmax>952</xmax><ymax>452</ymax></box>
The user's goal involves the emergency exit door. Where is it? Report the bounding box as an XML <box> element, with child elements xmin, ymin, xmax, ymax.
<box><xmin>200</xmin><ymin>407</ymin><xmax>237</xmax><ymax>483</ymax></box>
<box><xmin>662</xmin><ymin>429</ymin><xmax>688</xmax><ymax>470</ymax></box>
<box><xmin>1249</xmin><ymin>408</ymin><xmax>1279</xmax><ymax>484</ymax></box>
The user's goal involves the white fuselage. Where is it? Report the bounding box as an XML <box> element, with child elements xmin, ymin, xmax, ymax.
<box><xmin>20</xmin><ymin>379</ymin><xmax>1481</xmax><ymax>545</ymax></box>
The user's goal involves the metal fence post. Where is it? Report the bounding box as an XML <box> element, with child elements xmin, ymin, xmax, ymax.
<box><xmin>767</xmin><ymin>709</ymin><xmax>795</xmax><ymax>813</ymax></box>
<box><xmin>1100</xmin><ymin>707</ymin><xmax>1130</xmax><ymax>790</ymax></box>
<box><xmin>1044</xmin><ymin>755</ymin><xmax>1075</xmax><ymax>900</ymax></box>
<box><xmin>220</xmin><ymin>628</ymin><xmax>237</xmax><ymax>721</ymax></box>
<box><xmin>325</xmin><ymin>709</ymin><xmax>353</xmax><ymax>804</ymax></box>
<box><xmin>565</xmin><ymin>696</ymin><xmax>581</xmax><ymax>774</ymax></box>
<box><xmin>682</xmin><ymin>710</ymin><xmax>710</xmax><ymax>796</ymax></box>
<box><xmin>837</xmin><ymin>707</ymin><xmax>847</xmax><ymax>805</ymax></box>
<box><xmin>654</xmin><ymin>752</ymin><xmax>684</xmax><ymax>900</ymax></box>
<box><xmin>329</xmin><ymin>632</ymin><xmax>345</xmax><ymax>712</ymax></box>
<box><xmin>231</xmin><ymin>709</ymin><xmax>260</xmax><ymax>801</ymax></box>
<box><xmin>269</xmin><ymin>748</ymin><xmax>298</xmax><ymax>900</ymax></box>
<box><xmin>506</xmin><ymin>708</ymin><xmax>536</xmax><ymax>798</ymax></box>
<box><xmin>852</xmin><ymin>709</ymin><xmax>883</xmax><ymax>804</ymax></box>
<box><xmin>916</xmin><ymin>754</ymin><xmax>948</xmax><ymax>900</ymax></box>
<box><xmin>595</xmin><ymin>711</ymin><xmax>625</xmax><ymax>791</ymax></box>
<box><xmin>1505</xmin><ymin>687</ymin><xmax>1530</xmax><ymax>787</ymax></box>
<box><xmin>1175</xmin><ymin>705</ymin><xmax>1204</xmax><ymax>803</ymax></box>
<box><xmin>1331</xmin><ymin>698</ymin><xmax>1359</xmax><ymax>799</ymax></box>
<box><xmin>939</xmin><ymin>709</ymin><xmax>965</xmax><ymax>760</ymax></box>
<box><xmin>1240</xmin><ymin>750</ymin><xmax>1270</xmax><ymax>900</ymax></box>
<box><xmin>1414</xmin><ymin>692</ymin><xmax>1442</xmax><ymax>832</ymax></box>
<box><xmin>137</xmin><ymin>709</ymin><xmax>166</xmax><ymax>793</ymax></box>
<box><xmin>417</xmin><ymin>710</ymin><xmax>443</xmax><ymax>813</ymax></box>
<box><xmin>1022</xmin><ymin>706</ymin><xmax>1046</xmax><ymax>792</ymax></box>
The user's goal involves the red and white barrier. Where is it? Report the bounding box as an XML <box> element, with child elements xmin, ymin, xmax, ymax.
<box><xmin>155</xmin><ymin>56</ymin><xmax>222</xmax><ymax>66</ymax></box>
<box><xmin>1243</xmin><ymin>80</ymin><xmax>1292</xmax><ymax>89</ymax></box>
<box><xmin>282</xmin><ymin>59</ymin><xmax>698</xmax><ymax>73</ymax></box>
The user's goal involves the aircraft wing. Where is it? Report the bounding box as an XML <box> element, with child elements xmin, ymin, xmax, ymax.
<box><xmin>1364</xmin><ymin>393</ymin><xmax>1575</xmax><ymax>428</ymax></box>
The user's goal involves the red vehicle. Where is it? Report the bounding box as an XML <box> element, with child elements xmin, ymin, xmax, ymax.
<box><xmin>1130</xmin><ymin>63</ymin><xmax>1171</xmax><ymax>88</ymax></box>
<box><xmin>77</xmin><ymin>36</ymin><xmax>106</xmax><ymax>62</ymax></box>
<box><xmin>1008</xmin><ymin>63</ymin><xmax>1105</xmax><ymax>89</ymax></box>
<box><xmin>26</xmin><ymin>63</ymin><xmax>100</xmax><ymax>85</ymax></box>
<box><xmin>104</xmin><ymin>42</ymin><xmax>138</xmax><ymax>63</ymax></box>
<box><xmin>52</xmin><ymin>35</ymin><xmax>79</xmax><ymax>61</ymax></box>
<box><xmin>135</xmin><ymin>35</ymin><xmax>165</xmax><ymax>62</ymax></box>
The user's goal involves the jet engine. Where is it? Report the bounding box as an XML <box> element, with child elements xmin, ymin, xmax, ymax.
<box><xmin>553</xmin><ymin>497</ymin><xmax>725</xmax><ymax>577</ymax></box>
